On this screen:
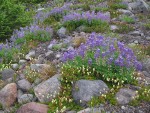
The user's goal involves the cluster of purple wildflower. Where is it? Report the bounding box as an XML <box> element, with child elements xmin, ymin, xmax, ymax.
<box><xmin>7</xmin><ymin>25</ymin><xmax>52</xmax><ymax>48</ymax></box>
<box><xmin>61</xmin><ymin>32</ymin><xmax>142</xmax><ymax>71</ymax></box>
<box><xmin>0</xmin><ymin>43</ymin><xmax>9</xmax><ymax>51</ymax></box>
<box><xmin>63</xmin><ymin>11</ymin><xmax>110</xmax><ymax>22</ymax></box>
<box><xmin>34</xmin><ymin>3</ymin><xmax>71</xmax><ymax>24</ymax></box>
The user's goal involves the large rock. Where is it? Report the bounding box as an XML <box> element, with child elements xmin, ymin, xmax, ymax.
<box><xmin>72</xmin><ymin>80</ymin><xmax>109</xmax><ymax>106</ymax></box>
<box><xmin>17</xmin><ymin>79</ymin><xmax>31</xmax><ymax>91</ymax></box>
<box><xmin>143</xmin><ymin>58</ymin><xmax>150</xmax><ymax>74</ymax></box>
<box><xmin>45</xmin><ymin>50</ymin><xmax>55</xmax><ymax>61</ymax></box>
<box><xmin>34</xmin><ymin>74</ymin><xmax>61</xmax><ymax>103</ymax></box>
<box><xmin>30</xmin><ymin>64</ymin><xmax>50</xmax><ymax>72</ymax></box>
<box><xmin>118</xmin><ymin>9</ymin><xmax>133</xmax><ymax>16</ymax></box>
<box><xmin>0</xmin><ymin>83</ymin><xmax>17</xmax><ymax>108</ymax></box>
<box><xmin>1</xmin><ymin>68</ymin><xmax>15</xmax><ymax>80</ymax></box>
<box><xmin>18</xmin><ymin>94</ymin><xmax>34</xmax><ymax>104</ymax></box>
<box><xmin>57</xmin><ymin>27</ymin><xmax>67</xmax><ymax>38</ymax></box>
<box><xmin>116</xmin><ymin>88</ymin><xmax>137</xmax><ymax>105</ymax></box>
<box><xmin>128</xmin><ymin>0</ymin><xmax>150</xmax><ymax>13</ymax></box>
<box><xmin>25</xmin><ymin>50</ymin><xmax>36</xmax><ymax>60</ymax></box>
<box><xmin>11</xmin><ymin>64</ymin><xmax>19</xmax><ymax>70</ymax></box>
<box><xmin>17</xmin><ymin>102</ymin><xmax>48</xmax><ymax>113</ymax></box>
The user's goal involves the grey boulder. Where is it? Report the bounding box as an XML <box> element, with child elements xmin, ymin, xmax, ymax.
<box><xmin>17</xmin><ymin>79</ymin><xmax>31</xmax><ymax>91</ymax></box>
<box><xmin>72</xmin><ymin>80</ymin><xmax>109</xmax><ymax>106</ymax></box>
<box><xmin>1</xmin><ymin>68</ymin><xmax>15</xmax><ymax>80</ymax></box>
<box><xmin>116</xmin><ymin>88</ymin><xmax>137</xmax><ymax>105</ymax></box>
<box><xmin>34</xmin><ymin>74</ymin><xmax>61</xmax><ymax>103</ymax></box>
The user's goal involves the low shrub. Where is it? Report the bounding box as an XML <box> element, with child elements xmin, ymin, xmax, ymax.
<box><xmin>120</xmin><ymin>15</ymin><xmax>135</xmax><ymax>24</ymax></box>
<box><xmin>61</xmin><ymin>33</ymin><xmax>142</xmax><ymax>84</ymax></box>
<box><xmin>39</xmin><ymin>3</ymin><xmax>70</xmax><ymax>24</ymax></box>
<box><xmin>109</xmin><ymin>3</ymin><xmax>127</xmax><ymax>10</ymax></box>
<box><xmin>11</xmin><ymin>25</ymin><xmax>53</xmax><ymax>46</ymax></box>
<box><xmin>48</xmin><ymin>33</ymin><xmax>142</xmax><ymax>112</ymax></box>
<box><xmin>63</xmin><ymin>11</ymin><xmax>110</xmax><ymax>32</ymax></box>
<box><xmin>115</xmin><ymin>23</ymin><xmax>134</xmax><ymax>33</ymax></box>
<box><xmin>129</xmin><ymin>86</ymin><xmax>150</xmax><ymax>106</ymax></box>
<box><xmin>0</xmin><ymin>25</ymin><xmax>52</xmax><ymax>63</ymax></box>
<box><xmin>0</xmin><ymin>0</ymin><xmax>32</xmax><ymax>41</ymax></box>
<box><xmin>144</xmin><ymin>22</ymin><xmax>150</xmax><ymax>30</ymax></box>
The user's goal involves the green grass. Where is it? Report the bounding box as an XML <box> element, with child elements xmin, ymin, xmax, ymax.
<box><xmin>120</xmin><ymin>15</ymin><xmax>135</xmax><ymax>24</ymax></box>
<box><xmin>144</xmin><ymin>22</ymin><xmax>150</xmax><ymax>30</ymax></box>
<box><xmin>109</xmin><ymin>3</ymin><xmax>127</xmax><ymax>10</ymax></box>
<box><xmin>63</xmin><ymin>19</ymin><xmax>109</xmax><ymax>33</ymax></box>
<box><xmin>115</xmin><ymin>23</ymin><xmax>134</xmax><ymax>33</ymax></box>
<box><xmin>129</xmin><ymin>86</ymin><xmax>150</xmax><ymax>106</ymax></box>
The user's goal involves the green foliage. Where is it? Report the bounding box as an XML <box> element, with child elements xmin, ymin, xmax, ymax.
<box><xmin>129</xmin><ymin>44</ymin><xmax>149</xmax><ymax>61</ymax></box>
<box><xmin>52</xmin><ymin>44</ymin><xmax>67</xmax><ymax>51</ymax></box>
<box><xmin>70</xmin><ymin>4</ymin><xmax>90</xmax><ymax>11</ymax></box>
<box><xmin>88</xmin><ymin>88</ymin><xmax>118</xmax><ymax>107</ymax></box>
<box><xmin>93</xmin><ymin>7</ymin><xmax>109</xmax><ymax>13</ymax></box>
<box><xmin>25</xmin><ymin>67</ymin><xmax>40</xmax><ymax>83</ymax></box>
<box><xmin>19</xmin><ymin>0</ymin><xmax>48</xmax><ymax>4</ymax></box>
<box><xmin>129</xmin><ymin>86</ymin><xmax>150</xmax><ymax>106</ymax></box>
<box><xmin>144</xmin><ymin>22</ymin><xmax>150</xmax><ymax>30</ymax></box>
<box><xmin>0</xmin><ymin>103</ymin><xmax>3</xmax><ymax>110</ymax></box>
<box><xmin>109</xmin><ymin>10</ymin><xmax>121</xmax><ymax>18</ymax></box>
<box><xmin>109</xmin><ymin>3</ymin><xmax>127</xmax><ymax>10</ymax></box>
<box><xmin>115</xmin><ymin>23</ymin><xmax>134</xmax><ymax>33</ymax></box>
<box><xmin>15</xmin><ymin>30</ymin><xmax>51</xmax><ymax>45</ymax></box>
<box><xmin>63</xmin><ymin>19</ymin><xmax>109</xmax><ymax>33</ymax></box>
<box><xmin>0</xmin><ymin>0</ymin><xmax>32</xmax><ymax>41</ymax></box>
<box><xmin>62</xmin><ymin>56</ymin><xmax>136</xmax><ymax>85</ymax></box>
<box><xmin>43</xmin><ymin>12</ymin><xmax>66</xmax><ymax>26</ymax></box>
<box><xmin>52</xmin><ymin>0</ymin><xmax>65</xmax><ymax>7</ymax></box>
<box><xmin>0</xmin><ymin>48</ymin><xmax>19</xmax><ymax>63</ymax></box>
<box><xmin>120</xmin><ymin>15</ymin><xmax>135</xmax><ymax>24</ymax></box>
<box><xmin>48</xmin><ymin>76</ymin><xmax>83</xmax><ymax>113</ymax></box>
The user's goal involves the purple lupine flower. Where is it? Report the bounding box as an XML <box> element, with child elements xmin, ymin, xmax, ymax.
<box><xmin>118</xmin><ymin>55</ymin><xmax>124</xmax><ymax>67</ymax></box>
<box><xmin>117</xmin><ymin>41</ymin><xmax>125</xmax><ymax>50</ymax></box>
<box><xmin>88</xmin><ymin>58</ymin><xmax>92</xmax><ymax>65</ymax></box>
<box><xmin>61</xmin><ymin>52</ymin><xmax>68</xmax><ymax>62</ymax></box>
<box><xmin>61</xmin><ymin>32</ymin><xmax>142</xmax><ymax>71</ymax></box>
<box><xmin>63</xmin><ymin>11</ymin><xmax>110</xmax><ymax>22</ymax></box>
<box><xmin>0</xmin><ymin>44</ymin><xmax>3</xmax><ymax>51</ymax></box>
<box><xmin>107</xmin><ymin>57</ymin><xmax>114</xmax><ymax>64</ymax></box>
<box><xmin>78</xmin><ymin>50</ymin><xmax>85</xmax><ymax>58</ymax></box>
<box><xmin>94</xmin><ymin>48</ymin><xmax>100</xmax><ymax>59</ymax></box>
<box><xmin>134</xmin><ymin>61</ymin><xmax>142</xmax><ymax>71</ymax></box>
<box><xmin>102</xmin><ymin>52</ymin><xmax>106</xmax><ymax>58</ymax></box>
<box><xmin>109</xmin><ymin>44</ymin><xmax>115</xmax><ymax>52</ymax></box>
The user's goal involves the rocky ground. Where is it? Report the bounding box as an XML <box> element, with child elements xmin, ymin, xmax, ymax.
<box><xmin>0</xmin><ymin>0</ymin><xmax>150</xmax><ymax>113</ymax></box>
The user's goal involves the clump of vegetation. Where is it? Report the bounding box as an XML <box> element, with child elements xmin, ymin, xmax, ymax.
<box><xmin>88</xmin><ymin>86</ymin><xmax>119</xmax><ymax>107</ymax></box>
<box><xmin>144</xmin><ymin>22</ymin><xmax>150</xmax><ymax>30</ymax></box>
<box><xmin>24</xmin><ymin>66</ymin><xmax>40</xmax><ymax>83</ymax></box>
<box><xmin>0</xmin><ymin>47</ymin><xmax>19</xmax><ymax>63</ymax></box>
<box><xmin>115</xmin><ymin>23</ymin><xmax>134</xmax><ymax>33</ymax></box>
<box><xmin>0</xmin><ymin>0</ymin><xmax>33</xmax><ymax>41</ymax></box>
<box><xmin>72</xmin><ymin>36</ymin><xmax>86</xmax><ymax>48</ymax></box>
<box><xmin>109</xmin><ymin>3</ymin><xmax>127</xmax><ymax>10</ymax></box>
<box><xmin>47</xmin><ymin>33</ymin><xmax>142</xmax><ymax>112</ymax></box>
<box><xmin>19</xmin><ymin>0</ymin><xmax>48</xmax><ymax>4</ymax></box>
<box><xmin>70</xmin><ymin>4</ymin><xmax>90</xmax><ymax>11</ymax></box>
<box><xmin>120</xmin><ymin>15</ymin><xmax>135</xmax><ymax>24</ymax></box>
<box><xmin>61</xmin><ymin>33</ymin><xmax>141</xmax><ymax>84</ymax></box>
<box><xmin>40</xmin><ymin>64</ymin><xmax>57</xmax><ymax>80</ymax></box>
<box><xmin>129</xmin><ymin>44</ymin><xmax>150</xmax><ymax>60</ymax></box>
<box><xmin>63</xmin><ymin>11</ymin><xmax>110</xmax><ymax>32</ymax></box>
<box><xmin>43</xmin><ymin>4</ymin><xmax>70</xmax><ymax>25</ymax></box>
<box><xmin>0</xmin><ymin>25</ymin><xmax>52</xmax><ymax>63</ymax></box>
<box><xmin>93</xmin><ymin>7</ymin><xmax>109</xmax><ymax>13</ymax></box>
<box><xmin>129</xmin><ymin>86</ymin><xmax>150</xmax><ymax>106</ymax></box>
